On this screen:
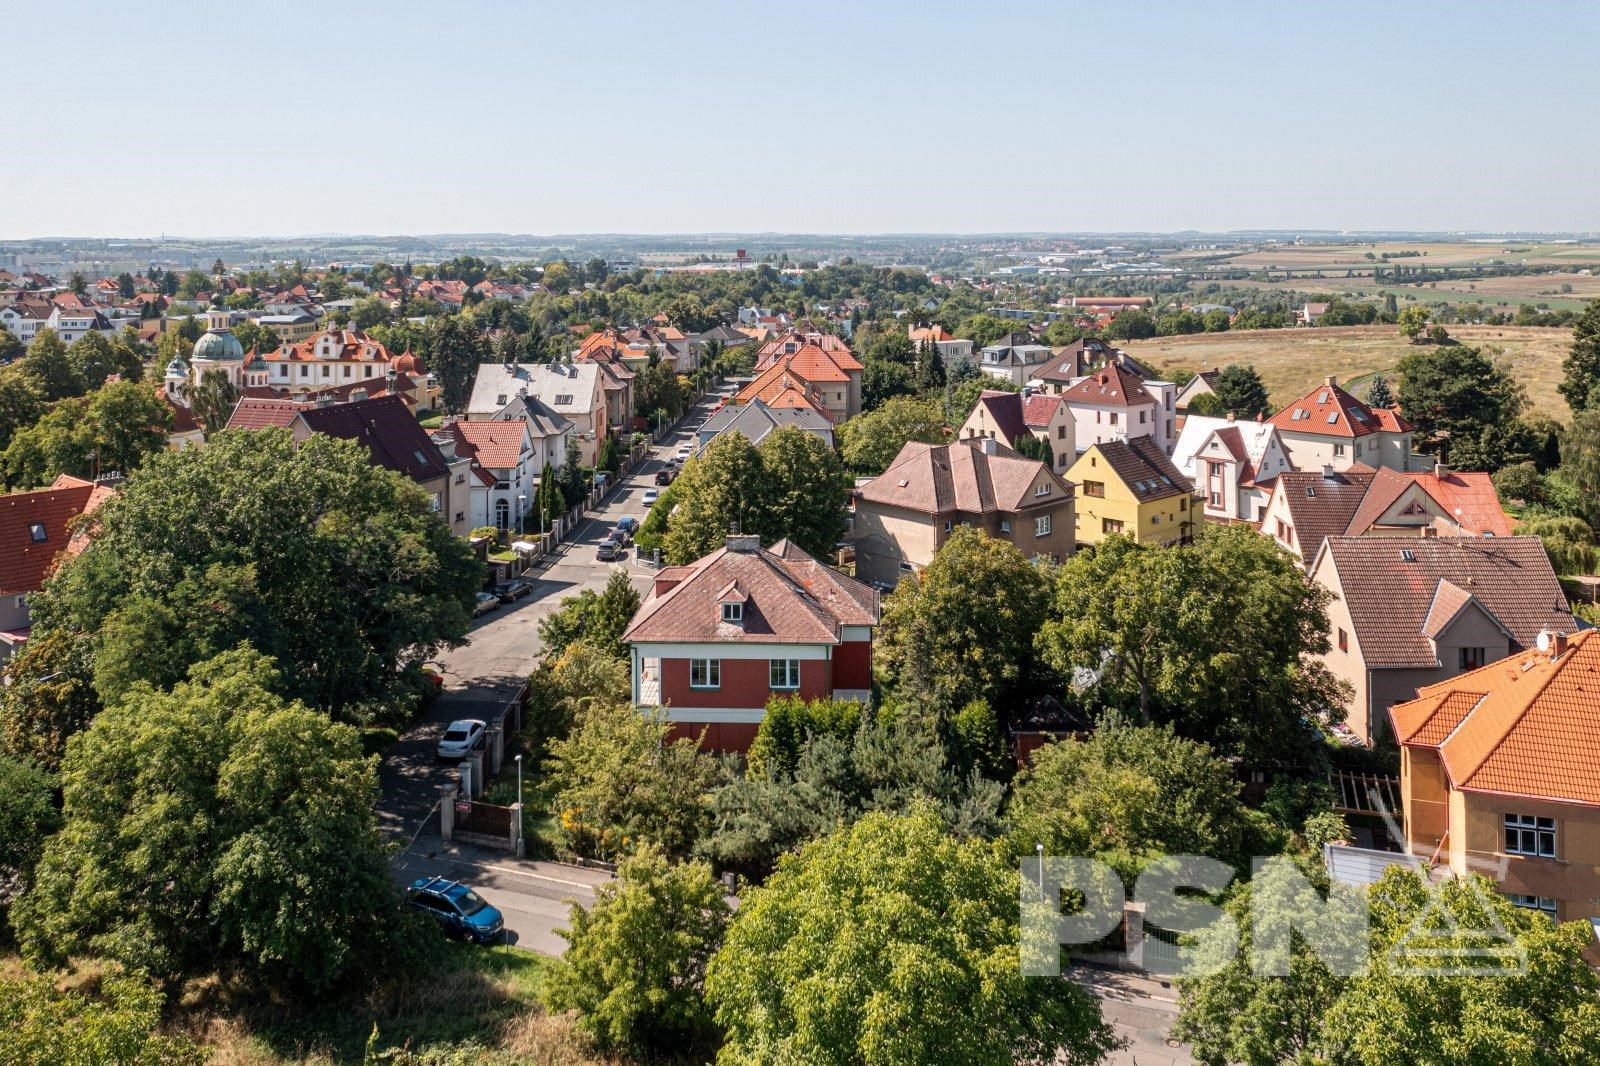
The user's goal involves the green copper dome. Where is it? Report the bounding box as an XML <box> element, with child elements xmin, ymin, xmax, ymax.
<box><xmin>193</xmin><ymin>327</ymin><xmax>244</xmax><ymax>362</ymax></box>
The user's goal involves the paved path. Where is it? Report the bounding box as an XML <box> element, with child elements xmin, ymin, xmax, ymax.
<box><xmin>1069</xmin><ymin>965</ymin><xmax>1193</xmax><ymax>1065</ymax></box>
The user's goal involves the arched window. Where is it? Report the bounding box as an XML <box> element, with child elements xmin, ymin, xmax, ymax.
<box><xmin>494</xmin><ymin>498</ymin><xmax>510</xmax><ymax>529</ymax></box>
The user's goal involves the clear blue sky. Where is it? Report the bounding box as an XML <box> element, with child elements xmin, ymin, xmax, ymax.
<box><xmin>5</xmin><ymin>1</ymin><xmax>1597</xmax><ymax>238</ymax></box>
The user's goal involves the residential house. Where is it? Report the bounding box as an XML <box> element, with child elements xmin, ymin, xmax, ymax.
<box><xmin>907</xmin><ymin>324</ymin><xmax>974</xmax><ymax>367</ymax></box>
<box><xmin>694</xmin><ymin>399</ymin><xmax>834</xmax><ymax>452</ymax></box>
<box><xmin>1267</xmin><ymin>376</ymin><xmax>1419</xmax><ymax>473</ymax></box>
<box><xmin>0</xmin><ymin>298</ymin><xmax>53</xmax><ymax>344</ymax></box>
<box><xmin>1174</xmin><ymin>370</ymin><xmax>1219</xmax><ymax>412</ymax></box>
<box><xmin>467</xmin><ymin>361</ymin><xmax>607</xmax><ymax>466</ymax></box>
<box><xmin>625</xmin><ymin>535</ymin><xmax>880</xmax><ymax>752</ymax></box>
<box><xmin>255</xmin><ymin>308</ymin><xmax>319</xmax><ymax>344</ymax></box>
<box><xmin>482</xmin><ymin>392</ymin><xmax>575</xmax><ymax>478</ymax></box>
<box><xmin>1309</xmin><ymin>535</ymin><xmax>1575</xmax><ymax>744</ymax></box>
<box><xmin>1297</xmin><ymin>302</ymin><xmax>1331</xmax><ymax>326</ymax></box>
<box><xmin>852</xmin><ymin>438</ymin><xmax>1076</xmax><ymax>587</ymax></box>
<box><xmin>1171</xmin><ymin>414</ymin><xmax>1292</xmax><ymax>525</ymax></box>
<box><xmin>1390</xmin><ymin>629</ymin><xmax>1600</xmax><ymax>944</ymax></box>
<box><xmin>1066</xmin><ymin>437</ymin><xmax>1197</xmax><ymax>548</ymax></box>
<box><xmin>1026</xmin><ymin>338</ymin><xmax>1151</xmax><ymax>395</ymax></box>
<box><xmin>738</xmin><ymin>335</ymin><xmax>863</xmax><ymax>421</ymax></box>
<box><xmin>0</xmin><ymin>475</ymin><xmax>114</xmax><ymax>662</ymax></box>
<box><xmin>45</xmin><ymin>302</ymin><xmax>116</xmax><ymax>345</ymax></box>
<box><xmin>445</xmin><ymin>418</ymin><xmax>540</xmax><ymax>532</ymax></box>
<box><xmin>259</xmin><ymin>327</ymin><xmax>430</xmax><ymax>406</ymax></box>
<box><xmin>572</xmin><ymin>337</ymin><xmax>638</xmax><ymax>434</ymax></box>
<box><xmin>957</xmin><ymin>389</ymin><xmax>1076</xmax><ymax>473</ymax></box>
<box><xmin>1261</xmin><ymin>464</ymin><xmax>1513</xmax><ymax>567</ymax></box>
<box><xmin>978</xmin><ymin>332</ymin><xmax>1054</xmax><ymax>386</ymax></box>
<box><xmin>1058</xmin><ymin>365</ymin><xmax>1177</xmax><ymax>455</ymax></box>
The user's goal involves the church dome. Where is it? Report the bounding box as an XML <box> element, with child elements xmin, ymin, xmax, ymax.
<box><xmin>245</xmin><ymin>350</ymin><xmax>268</xmax><ymax>371</ymax></box>
<box><xmin>192</xmin><ymin>326</ymin><xmax>244</xmax><ymax>363</ymax></box>
<box><xmin>165</xmin><ymin>356</ymin><xmax>189</xmax><ymax>378</ymax></box>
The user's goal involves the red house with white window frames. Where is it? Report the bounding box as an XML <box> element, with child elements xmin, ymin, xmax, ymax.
<box><xmin>622</xmin><ymin>535</ymin><xmax>879</xmax><ymax>752</ymax></box>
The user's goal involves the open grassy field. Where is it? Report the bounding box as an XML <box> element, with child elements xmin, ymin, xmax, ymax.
<box><xmin>1211</xmin><ymin>274</ymin><xmax>1599</xmax><ymax>312</ymax></box>
<box><xmin>1123</xmin><ymin>325</ymin><xmax>1575</xmax><ymax>419</ymax></box>
<box><xmin>1175</xmin><ymin>241</ymin><xmax>1600</xmax><ymax>273</ymax></box>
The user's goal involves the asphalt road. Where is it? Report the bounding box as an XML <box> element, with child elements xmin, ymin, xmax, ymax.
<box><xmin>376</xmin><ymin>386</ymin><xmax>732</xmax><ymax>845</ymax></box>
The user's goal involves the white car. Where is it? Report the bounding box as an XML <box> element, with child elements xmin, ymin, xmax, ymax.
<box><xmin>676</xmin><ymin>444</ymin><xmax>693</xmax><ymax>460</ymax></box>
<box><xmin>437</xmin><ymin>719</ymin><xmax>487</xmax><ymax>760</ymax></box>
<box><xmin>642</xmin><ymin>489</ymin><xmax>660</xmax><ymax>505</ymax></box>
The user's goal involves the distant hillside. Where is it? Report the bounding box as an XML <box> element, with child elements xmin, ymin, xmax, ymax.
<box><xmin>1124</xmin><ymin>325</ymin><xmax>1575</xmax><ymax>420</ymax></box>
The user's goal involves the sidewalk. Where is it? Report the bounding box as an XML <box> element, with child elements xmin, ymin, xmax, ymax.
<box><xmin>1068</xmin><ymin>963</ymin><xmax>1193</xmax><ymax>1066</ymax></box>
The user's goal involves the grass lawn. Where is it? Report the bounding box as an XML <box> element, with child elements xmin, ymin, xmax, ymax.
<box><xmin>1123</xmin><ymin>325</ymin><xmax>1576</xmax><ymax>419</ymax></box>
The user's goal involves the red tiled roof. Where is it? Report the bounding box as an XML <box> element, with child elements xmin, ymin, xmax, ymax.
<box><xmin>1268</xmin><ymin>378</ymin><xmax>1409</xmax><ymax>439</ymax></box>
<box><xmin>623</xmin><ymin>538</ymin><xmax>877</xmax><ymax>646</ymax></box>
<box><xmin>1316</xmin><ymin>536</ymin><xmax>1574</xmax><ymax>669</ymax></box>
<box><xmin>226</xmin><ymin>397</ymin><xmax>309</xmax><ymax>431</ymax></box>
<box><xmin>1343</xmin><ymin>467</ymin><xmax>1512</xmax><ymax>538</ymax></box>
<box><xmin>1392</xmin><ymin>630</ymin><xmax>1600</xmax><ymax>806</ymax></box>
<box><xmin>857</xmin><ymin>438</ymin><xmax>1071</xmax><ymax>515</ymax></box>
<box><xmin>446</xmin><ymin>419</ymin><xmax>528</xmax><ymax>471</ymax></box>
<box><xmin>1058</xmin><ymin>366</ymin><xmax>1153</xmax><ymax>408</ymax></box>
<box><xmin>0</xmin><ymin>476</ymin><xmax>108</xmax><ymax>596</ymax></box>
<box><xmin>1022</xmin><ymin>393</ymin><xmax>1066</xmax><ymax>428</ymax></box>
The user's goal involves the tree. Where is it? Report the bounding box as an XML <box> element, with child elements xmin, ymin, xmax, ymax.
<box><xmin>68</xmin><ymin>271</ymin><xmax>87</xmax><ymax>296</ymax></box>
<box><xmin>1211</xmin><ymin>364</ymin><xmax>1270</xmax><ymax>419</ymax></box>
<box><xmin>664</xmin><ymin>432</ymin><xmax>767</xmax><ymax>563</ymax></box>
<box><xmin>1559</xmin><ymin>405</ymin><xmax>1600</xmax><ymax>526</ymax></box>
<box><xmin>547</xmin><ymin>702</ymin><xmax>719</xmax><ymax>862</ymax></box>
<box><xmin>536</xmin><ymin>569</ymin><xmax>641</xmax><ymax>660</ymax></box>
<box><xmin>523</xmin><ymin>640</ymin><xmax>632</xmax><ymax>749</ymax></box>
<box><xmin>838</xmin><ymin>395</ymin><xmax>948</xmax><ymax>473</ymax></box>
<box><xmin>33</xmin><ymin>428</ymin><xmax>478</xmax><ymax>719</ymax></box>
<box><xmin>1365</xmin><ymin>373</ymin><xmax>1395</xmax><ymax>408</ymax></box>
<box><xmin>4</xmin><ymin>380</ymin><xmax>169</xmax><ymax>488</ymax></box>
<box><xmin>746</xmin><ymin>694</ymin><xmax>864</xmax><ymax>777</ymax></box>
<box><xmin>1013</xmin><ymin>432</ymin><xmax>1052</xmax><ymax>463</ymax></box>
<box><xmin>755</xmin><ymin>425</ymin><xmax>851</xmax><ymax>559</ymax></box>
<box><xmin>1518</xmin><ymin>515</ymin><xmax>1597</xmax><ymax>576</ymax></box>
<box><xmin>350</xmin><ymin>294</ymin><xmax>393</xmax><ymax>331</ymax></box>
<box><xmin>0</xmin><ymin>967</ymin><xmax>204</xmax><ymax>1065</ymax></box>
<box><xmin>428</xmin><ymin>314</ymin><xmax>487</xmax><ymax>413</ymax></box>
<box><xmin>1201</xmin><ymin>309</ymin><xmax>1231</xmax><ymax>333</ymax></box>
<box><xmin>1037</xmin><ymin>527</ymin><xmax>1346</xmax><ymax>759</ymax></box>
<box><xmin>115</xmin><ymin>272</ymin><xmax>136</xmax><ymax>300</ymax></box>
<box><xmin>183</xmin><ymin>365</ymin><xmax>238</xmax><ymax>435</ymax></box>
<box><xmin>916</xmin><ymin>339</ymin><xmax>946</xmax><ymax>391</ymax></box>
<box><xmin>954</xmin><ymin>313</ymin><xmax>1017</xmax><ymax>350</ymax></box>
<box><xmin>1185</xmin><ymin>392</ymin><xmax>1228</xmax><ymax>417</ymax></box>
<box><xmin>19</xmin><ymin>330</ymin><xmax>86</xmax><ymax>401</ymax></box>
<box><xmin>861</xmin><ymin>358</ymin><xmax>916</xmax><ymax>411</ymax></box>
<box><xmin>705</xmin><ymin>808</ymin><xmax>1116</xmax><ymax>1066</ymax></box>
<box><xmin>875</xmin><ymin>525</ymin><xmax>1052</xmax><ymax>714</ymax></box>
<box><xmin>0</xmin><ymin>754</ymin><xmax>60</xmax><ymax>912</ymax></box>
<box><xmin>13</xmin><ymin>648</ymin><xmax>413</xmax><ymax>993</ymax></box>
<box><xmin>1396</xmin><ymin>344</ymin><xmax>1524</xmax><ymax>466</ymax></box>
<box><xmin>1106</xmin><ymin>309</ymin><xmax>1157</xmax><ymax>340</ymax></box>
<box><xmin>0</xmin><ymin>628</ymin><xmax>98</xmax><ymax>773</ymax></box>
<box><xmin>1397</xmin><ymin>303</ymin><xmax>1430</xmax><ymax>342</ymax></box>
<box><xmin>1006</xmin><ymin>725</ymin><xmax>1245</xmax><ymax>882</ymax></box>
<box><xmin>542</xmin><ymin>844</ymin><xmax>730</xmax><ymax>1058</ymax></box>
<box><xmin>1559</xmin><ymin>299</ymin><xmax>1600</xmax><ymax>413</ymax></box>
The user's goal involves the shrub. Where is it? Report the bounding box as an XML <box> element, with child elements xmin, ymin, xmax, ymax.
<box><xmin>746</xmin><ymin>695</ymin><xmax>863</xmax><ymax>777</ymax></box>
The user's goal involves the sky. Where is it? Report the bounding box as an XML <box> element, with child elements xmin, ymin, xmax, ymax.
<box><xmin>4</xmin><ymin>1</ymin><xmax>1598</xmax><ymax>238</ymax></box>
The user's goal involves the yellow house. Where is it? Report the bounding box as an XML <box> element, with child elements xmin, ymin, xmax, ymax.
<box><xmin>1066</xmin><ymin>437</ymin><xmax>1196</xmax><ymax>547</ymax></box>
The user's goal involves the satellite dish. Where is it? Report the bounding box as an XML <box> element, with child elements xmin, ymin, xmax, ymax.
<box><xmin>1536</xmin><ymin>630</ymin><xmax>1552</xmax><ymax>653</ymax></box>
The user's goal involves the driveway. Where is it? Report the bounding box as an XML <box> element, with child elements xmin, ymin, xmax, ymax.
<box><xmin>376</xmin><ymin>387</ymin><xmax>732</xmax><ymax>843</ymax></box>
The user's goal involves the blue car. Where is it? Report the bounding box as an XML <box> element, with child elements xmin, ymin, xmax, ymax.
<box><xmin>407</xmin><ymin>877</ymin><xmax>505</xmax><ymax>944</ymax></box>
<box><xmin>616</xmin><ymin>516</ymin><xmax>639</xmax><ymax>534</ymax></box>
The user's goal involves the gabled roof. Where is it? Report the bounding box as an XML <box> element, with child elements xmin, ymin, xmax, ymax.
<box><xmin>446</xmin><ymin>419</ymin><xmax>530</xmax><ymax>472</ymax></box>
<box><xmin>488</xmin><ymin>393</ymin><xmax>575</xmax><ymax>438</ymax></box>
<box><xmin>1343</xmin><ymin>466</ymin><xmax>1512</xmax><ymax>538</ymax></box>
<box><xmin>1314</xmin><ymin>536</ymin><xmax>1574</xmax><ymax>669</ymax></box>
<box><xmin>623</xmin><ymin>538</ymin><xmax>877</xmax><ymax>645</ymax></box>
<box><xmin>1022</xmin><ymin>393</ymin><xmax>1066</xmax><ymax>428</ymax></box>
<box><xmin>1173</xmin><ymin>415</ymin><xmax>1283</xmax><ymax>488</ymax></box>
<box><xmin>295</xmin><ymin>394</ymin><xmax>452</xmax><ymax>482</ymax></box>
<box><xmin>857</xmin><ymin>438</ymin><xmax>1071</xmax><ymax>515</ymax></box>
<box><xmin>1273</xmin><ymin>468</ymin><xmax>1377</xmax><ymax>554</ymax></box>
<box><xmin>1269</xmin><ymin>377</ymin><xmax>1411</xmax><ymax>439</ymax></box>
<box><xmin>972</xmin><ymin>390</ymin><xmax>1028</xmax><ymax>444</ymax></box>
<box><xmin>1058</xmin><ymin>366</ymin><xmax>1154</xmax><ymax>408</ymax></box>
<box><xmin>699</xmin><ymin>399</ymin><xmax>834</xmax><ymax>447</ymax></box>
<box><xmin>1084</xmin><ymin>437</ymin><xmax>1194</xmax><ymax>502</ymax></box>
<box><xmin>1391</xmin><ymin>630</ymin><xmax>1600</xmax><ymax>806</ymax></box>
<box><xmin>226</xmin><ymin>397</ymin><xmax>311</xmax><ymax>431</ymax></box>
<box><xmin>0</xmin><ymin>475</ymin><xmax>111</xmax><ymax>596</ymax></box>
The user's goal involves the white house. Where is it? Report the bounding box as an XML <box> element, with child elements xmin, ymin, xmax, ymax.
<box><xmin>978</xmin><ymin>332</ymin><xmax>1054</xmax><ymax>386</ymax></box>
<box><xmin>1058</xmin><ymin>366</ymin><xmax>1177</xmax><ymax>456</ymax></box>
<box><xmin>468</xmin><ymin>360</ymin><xmax>608</xmax><ymax>466</ymax></box>
<box><xmin>1170</xmin><ymin>414</ymin><xmax>1292</xmax><ymax>524</ymax></box>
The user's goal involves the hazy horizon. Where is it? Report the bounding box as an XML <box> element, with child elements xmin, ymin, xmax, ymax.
<box><xmin>6</xmin><ymin>0</ymin><xmax>1597</xmax><ymax>239</ymax></box>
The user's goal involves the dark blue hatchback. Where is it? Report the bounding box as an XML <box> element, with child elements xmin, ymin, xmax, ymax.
<box><xmin>407</xmin><ymin>877</ymin><xmax>505</xmax><ymax>944</ymax></box>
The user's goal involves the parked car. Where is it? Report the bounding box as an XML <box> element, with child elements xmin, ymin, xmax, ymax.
<box><xmin>596</xmin><ymin>541</ymin><xmax>623</xmax><ymax>561</ymax></box>
<box><xmin>675</xmin><ymin>444</ymin><xmax>693</xmax><ymax>461</ymax></box>
<box><xmin>616</xmin><ymin>516</ymin><xmax>640</xmax><ymax>534</ymax></box>
<box><xmin>407</xmin><ymin>877</ymin><xmax>505</xmax><ymax>944</ymax></box>
<box><xmin>472</xmin><ymin>591</ymin><xmax>499</xmax><ymax>617</ymax></box>
<box><xmin>654</xmin><ymin>468</ymin><xmax>675</xmax><ymax>486</ymax></box>
<box><xmin>437</xmin><ymin>718</ymin><xmax>487</xmax><ymax>759</ymax></box>
<box><xmin>492</xmin><ymin>576</ymin><xmax>536</xmax><ymax>603</ymax></box>
<box><xmin>641</xmin><ymin>489</ymin><xmax>660</xmax><ymax>505</ymax></box>
<box><xmin>606</xmin><ymin>526</ymin><xmax>632</xmax><ymax>547</ymax></box>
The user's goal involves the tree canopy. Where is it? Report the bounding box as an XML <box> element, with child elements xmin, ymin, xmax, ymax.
<box><xmin>1560</xmin><ymin>299</ymin><xmax>1600</xmax><ymax>414</ymax></box>
<box><xmin>705</xmin><ymin>808</ymin><xmax>1117</xmax><ymax>1066</ymax></box>
<box><xmin>1211</xmin><ymin>364</ymin><xmax>1270</xmax><ymax>419</ymax></box>
<box><xmin>837</xmin><ymin>395</ymin><xmax>948</xmax><ymax>473</ymax></box>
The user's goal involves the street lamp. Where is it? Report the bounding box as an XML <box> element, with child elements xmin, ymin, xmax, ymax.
<box><xmin>515</xmin><ymin>753</ymin><xmax>524</xmax><ymax>848</ymax></box>
<box><xmin>517</xmin><ymin>493</ymin><xmax>526</xmax><ymax>537</ymax></box>
<box><xmin>1035</xmin><ymin>842</ymin><xmax>1045</xmax><ymax>898</ymax></box>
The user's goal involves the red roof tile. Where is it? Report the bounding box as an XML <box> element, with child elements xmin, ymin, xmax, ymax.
<box><xmin>0</xmin><ymin>477</ymin><xmax>109</xmax><ymax>596</ymax></box>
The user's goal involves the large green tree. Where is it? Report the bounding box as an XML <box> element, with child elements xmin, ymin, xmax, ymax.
<box><xmin>1037</xmin><ymin>527</ymin><xmax>1347</xmax><ymax>758</ymax></box>
<box><xmin>3</xmin><ymin>379</ymin><xmax>171</xmax><ymax>487</ymax></box>
<box><xmin>875</xmin><ymin>525</ymin><xmax>1052</xmax><ymax>713</ymax></box>
<box><xmin>705</xmin><ymin>808</ymin><xmax>1117</xmax><ymax>1066</ymax></box>
<box><xmin>14</xmin><ymin>648</ymin><xmax>412</xmax><ymax>993</ymax></box>
<box><xmin>428</xmin><ymin>314</ymin><xmax>488</xmax><ymax>413</ymax></box>
<box><xmin>1211</xmin><ymin>364</ymin><xmax>1270</xmax><ymax>419</ymax></box>
<box><xmin>0</xmin><ymin>628</ymin><xmax>98</xmax><ymax>772</ymax></box>
<box><xmin>543</xmin><ymin>844</ymin><xmax>730</xmax><ymax>1058</ymax></box>
<box><xmin>0</xmin><ymin>365</ymin><xmax>45</xmax><ymax>451</ymax></box>
<box><xmin>536</xmin><ymin>568</ymin><xmax>641</xmax><ymax>660</ymax></box>
<box><xmin>0</xmin><ymin>967</ymin><xmax>204</xmax><ymax>1065</ymax></box>
<box><xmin>19</xmin><ymin>330</ymin><xmax>86</xmax><ymax>401</ymax></box>
<box><xmin>184</xmin><ymin>365</ymin><xmax>239</xmax><ymax>435</ymax></box>
<box><xmin>839</xmin><ymin>395</ymin><xmax>948</xmax><ymax>473</ymax></box>
<box><xmin>1396</xmin><ymin>344</ymin><xmax>1524</xmax><ymax>467</ymax></box>
<box><xmin>32</xmin><ymin>428</ymin><xmax>478</xmax><ymax>719</ymax></box>
<box><xmin>0</xmin><ymin>753</ymin><xmax>60</xmax><ymax>913</ymax></box>
<box><xmin>1559</xmin><ymin>299</ymin><xmax>1600</xmax><ymax>413</ymax></box>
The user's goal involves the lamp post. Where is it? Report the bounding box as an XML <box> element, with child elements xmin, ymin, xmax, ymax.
<box><xmin>514</xmin><ymin>753</ymin><xmax>524</xmax><ymax>848</ymax></box>
<box><xmin>517</xmin><ymin>493</ymin><xmax>526</xmax><ymax>537</ymax></box>
<box><xmin>1035</xmin><ymin>842</ymin><xmax>1045</xmax><ymax>898</ymax></box>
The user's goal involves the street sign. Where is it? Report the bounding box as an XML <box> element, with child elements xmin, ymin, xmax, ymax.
<box><xmin>454</xmin><ymin>801</ymin><xmax>471</xmax><ymax>815</ymax></box>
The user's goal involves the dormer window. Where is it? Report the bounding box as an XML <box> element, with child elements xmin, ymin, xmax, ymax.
<box><xmin>28</xmin><ymin>522</ymin><xmax>46</xmax><ymax>542</ymax></box>
<box><xmin>721</xmin><ymin>602</ymin><xmax>742</xmax><ymax>623</ymax></box>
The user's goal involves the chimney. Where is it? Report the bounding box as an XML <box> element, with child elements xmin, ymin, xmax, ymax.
<box><xmin>1552</xmin><ymin>631</ymin><xmax>1569</xmax><ymax>659</ymax></box>
<box><xmin>980</xmin><ymin>437</ymin><xmax>998</xmax><ymax>455</ymax></box>
<box><xmin>726</xmin><ymin>534</ymin><xmax>761</xmax><ymax>553</ymax></box>
<box><xmin>432</xmin><ymin>432</ymin><xmax>456</xmax><ymax>459</ymax></box>
<box><xmin>1433</xmin><ymin>462</ymin><xmax>1450</xmax><ymax>479</ymax></box>
<box><xmin>314</xmin><ymin>393</ymin><xmax>334</xmax><ymax>408</ymax></box>
<box><xmin>1325</xmin><ymin>375</ymin><xmax>1338</xmax><ymax>387</ymax></box>
<box><xmin>1226</xmin><ymin>411</ymin><xmax>1236</xmax><ymax>422</ymax></box>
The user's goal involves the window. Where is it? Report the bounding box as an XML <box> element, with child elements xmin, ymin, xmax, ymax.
<box><xmin>898</xmin><ymin>561</ymin><xmax>915</xmax><ymax>573</ymax></box>
<box><xmin>1400</xmin><ymin>548</ymin><xmax>1416</xmax><ymax>562</ymax></box>
<box><xmin>1180</xmin><ymin>497</ymin><xmax>1187</xmax><ymax>511</ymax></box>
<box><xmin>1506</xmin><ymin>893</ymin><xmax>1558</xmax><ymax>920</ymax></box>
<box><xmin>769</xmin><ymin>659</ymin><xmax>800</xmax><ymax>689</ymax></box>
<box><xmin>1333</xmin><ymin>443</ymin><xmax>1346</xmax><ymax>457</ymax></box>
<box><xmin>1035</xmin><ymin>515</ymin><xmax>1052</xmax><ymax>537</ymax></box>
<box><xmin>1082</xmin><ymin>480</ymin><xmax>1105</xmax><ymax>498</ymax></box>
<box><xmin>999</xmin><ymin>520</ymin><xmax>1011</xmax><ymax>534</ymax></box>
<box><xmin>1151</xmin><ymin>514</ymin><xmax>1161</xmax><ymax>525</ymax></box>
<box><xmin>1504</xmin><ymin>814</ymin><xmax>1556</xmax><ymax>858</ymax></box>
<box><xmin>1058</xmin><ymin>425</ymin><xmax>1067</xmax><ymax>439</ymax></box>
<box><xmin>1209</xmin><ymin>491</ymin><xmax>1221</xmax><ymax>506</ymax></box>
<box><xmin>1459</xmin><ymin>646</ymin><xmax>1487</xmax><ymax>670</ymax></box>
<box><xmin>1139</xmin><ymin>410</ymin><xmax>1147</xmax><ymax>424</ymax></box>
<box><xmin>1034</xmin><ymin>483</ymin><xmax>1050</xmax><ymax>497</ymax></box>
<box><xmin>1338</xmin><ymin>628</ymin><xmax>1348</xmax><ymax>652</ymax></box>
<box><xmin>555</xmin><ymin>394</ymin><xmax>573</xmax><ymax>405</ymax></box>
<box><xmin>1102</xmin><ymin>518</ymin><xmax>1124</xmax><ymax>534</ymax></box>
<box><xmin>1109</xmin><ymin>412</ymin><xmax>1119</xmax><ymax>425</ymax></box>
<box><xmin>1208</xmin><ymin>461</ymin><xmax>1223</xmax><ymax>477</ymax></box>
<box><xmin>721</xmin><ymin>602</ymin><xmax>742</xmax><ymax>623</ymax></box>
<box><xmin>28</xmin><ymin>522</ymin><xmax>46</xmax><ymax>543</ymax></box>
<box><xmin>689</xmin><ymin>659</ymin><xmax>721</xmax><ymax>689</ymax></box>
